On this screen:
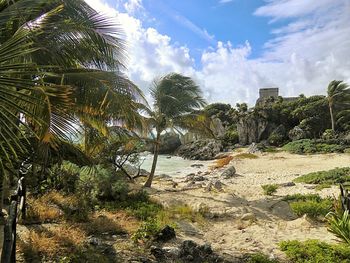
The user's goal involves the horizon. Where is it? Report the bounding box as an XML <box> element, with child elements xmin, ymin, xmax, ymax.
<box><xmin>84</xmin><ymin>0</ymin><xmax>350</xmax><ymax>106</ymax></box>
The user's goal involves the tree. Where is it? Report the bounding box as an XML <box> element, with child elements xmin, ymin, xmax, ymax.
<box><xmin>144</xmin><ymin>73</ymin><xmax>206</xmax><ymax>187</ymax></box>
<box><xmin>327</xmin><ymin>80</ymin><xmax>350</xmax><ymax>132</ymax></box>
<box><xmin>0</xmin><ymin>0</ymin><xmax>144</xmax><ymax>211</ymax></box>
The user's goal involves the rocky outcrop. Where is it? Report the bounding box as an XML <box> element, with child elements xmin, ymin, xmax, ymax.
<box><xmin>176</xmin><ymin>139</ymin><xmax>223</xmax><ymax>160</ymax></box>
<box><xmin>148</xmin><ymin>133</ymin><xmax>182</xmax><ymax>154</ymax></box>
<box><xmin>236</xmin><ymin>115</ymin><xmax>270</xmax><ymax>145</ymax></box>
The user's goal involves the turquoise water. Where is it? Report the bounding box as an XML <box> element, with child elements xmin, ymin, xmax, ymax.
<box><xmin>140</xmin><ymin>154</ymin><xmax>212</xmax><ymax>177</ymax></box>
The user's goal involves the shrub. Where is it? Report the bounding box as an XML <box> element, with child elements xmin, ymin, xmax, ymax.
<box><xmin>223</xmin><ymin>129</ymin><xmax>239</xmax><ymax>145</ymax></box>
<box><xmin>322</xmin><ymin>129</ymin><xmax>336</xmax><ymax>140</ymax></box>
<box><xmin>290</xmin><ymin>199</ymin><xmax>332</xmax><ymax>218</ymax></box>
<box><xmin>326</xmin><ymin>210</ymin><xmax>350</xmax><ymax>244</ymax></box>
<box><xmin>246</xmin><ymin>253</ymin><xmax>279</xmax><ymax>263</ymax></box>
<box><xmin>294</xmin><ymin>167</ymin><xmax>350</xmax><ymax>185</ymax></box>
<box><xmin>283</xmin><ymin>139</ymin><xmax>345</xmax><ymax>154</ymax></box>
<box><xmin>283</xmin><ymin>194</ymin><xmax>323</xmax><ymax>202</ymax></box>
<box><xmin>235</xmin><ymin>153</ymin><xmax>258</xmax><ymax>159</ymax></box>
<box><xmin>78</xmin><ymin>165</ymin><xmax>129</xmax><ymax>203</ymax></box>
<box><xmin>131</xmin><ymin>218</ymin><xmax>161</xmax><ymax>242</ymax></box>
<box><xmin>261</xmin><ymin>184</ymin><xmax>278</xmax><ymax>196</ymax></box>
<box><xmin>280</xmin><ymin>240</ymin><xmax>350</xmax><ymax>263</ymax></box>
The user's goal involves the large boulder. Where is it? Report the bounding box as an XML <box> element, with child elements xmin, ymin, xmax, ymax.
<box><xmin>236</xmin><ymin>115</ymin><xmax>270</xmax><ymax>145</ymax></box>
<box><xmin>220</xmin><ymin>166</ymin><xmax>236</xmax><ymax>179</ymax></box>
<box><xmin>176</xmin><ymin>139</ymin><xmax>223</xmax><ymax>160</ymax></box>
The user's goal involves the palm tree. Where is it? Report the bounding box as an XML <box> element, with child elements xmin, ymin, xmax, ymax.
<box><xmin>327</xmin><ymin>80</ymin><xmax>350</xmax><ymax>132</ymax></box>
<box><xmin>144</xmin><ymin>73</ymin><xmax>206</xmax><ymax>187</ymax></box>
<box><xmin>0</xmin><ymin>0</ymin><xmax>145</xmax><ymax>210</ymax></box>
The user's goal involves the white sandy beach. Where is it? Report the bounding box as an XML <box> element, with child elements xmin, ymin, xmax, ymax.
<box><xmin>148</xmin><ymin>150</ymin><xmax>350</xmax><ymax>259</ymax></box>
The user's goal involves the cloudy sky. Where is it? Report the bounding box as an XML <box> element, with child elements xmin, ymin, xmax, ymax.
<box><xmin>85</xmin><ymin>0</ymin><xmax>350</xmax><ymax>105</ymax></box>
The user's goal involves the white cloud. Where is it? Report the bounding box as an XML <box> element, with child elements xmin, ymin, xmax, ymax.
<box><xmin>124</xmin><ymin>0</ymin><xmax>143</xmax><ymax>14</ymax></box>
<box><xmin>84</xmin><ymin>0</ymin><xmax>350</xmax><ymax>106</ymax></box>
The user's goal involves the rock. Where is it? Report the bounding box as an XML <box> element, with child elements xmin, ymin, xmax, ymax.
<box><xmin>191</xmin><ymin>164</ymin><xmax>204</xmax><ymax>168</ymax></box>
<box><xmin>147</xmin><ymin>133</ymin><xmax>182</xmax><ymax>154</ymax></box>
<box><xmin>179</xmin><ymin>240</ymin><xmax>221</xmax><ymax>263</ymax></box>
<box><xmin>193</xmin><ymin>176</ymin><xmax>206</xmax><ymax>182</ymax></box>
<box><xmin>280</xmin><ymin>182</ymin><xmax>296</xmax><ymax>187</ymax></box>
<box><xmin>240</xmin><ymin>213</ymin><xmax>256</xmax><ymax>221</ymax></box>
<box><xmin>248</xmin><ymin>143</ymin><xmax>259</xmax><ymax>154</ymax></box>
<box><xmin>205</xmin><ymin>180</ymin><xmax>224</xmax><ymax>192</ymax></box>
<box><xmin>237</xmin><ymin>115</ymin><xmax>269</xmax><ymax>145</ymax></box>
<box><xmin>124</xmin><ymin>164</ymin><xmax>150</xmax><ymax>177</ymax></box>
<box><xmin>154</xmin><ymin>225</ymin><xmax>176</xmax><ymax>242</ymax></box>
<box><xmin>214</xmin><ymin>152</ymin><xmax>230</xmax><ymax>159</ymax></box>
<box><xmin>176</xmin><ymin>139</ymin><xmax>223</xmax><ymax>160</ymax></box>
<box><xmin>221</xmin><ymin>166</ymin><xmax>236</xmax><ymax>179</ymax></box>
<box><xmin>166</xmin><ymin>156</ymin><xmax>172</xmax><ymax>159</ymax></box>
<box><xmin>86</xmin><ymin>236</ymin><xmax>102</xmax><ymax>246</ymax></box>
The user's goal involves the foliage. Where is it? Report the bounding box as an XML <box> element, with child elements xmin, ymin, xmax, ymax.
<box><xmin>283</xmin><ymin>139</ymin><xmax>346</xmax><ymax>154</ymax></box>
<box><xmin>235</xmin><ymin>153</ymin><xmax>258</xmax><ymax>159</ymax></box>
<box><xmin>326</xmin><ymin>210</ymin><xmax>350</xmax><ymax>244</ymax></box>
<box><xmin>223</xmin><ymin>128</ymin><xmax>239</xmax><ymax>145</ymax></box>
<box><xmin>131</xmin><ymin>218</ymin><xmax>161</xmax><ymax>242</ymax></box>
<box><xmin>283</xmin><ymin>194</ymin><xmax>332</xmax><ymax>219</ymax></box>
<box><xmin>268</xmin><ymin>125</ymin><xmax>286</xmax><ymax>146</ymax></box>
<box><xmin>294</xmin><ymin>167</ymin><xmax>350</xmax><ymax>185</ymax></box>
<box><xmin>246</xmin><ymin>253</ymin><xmax>279</xmax><ymax>263</ymax></box>
<box><xmin>78</xmin><ymin>165</ymin><xmax>129</xmax><ymax>203</ymax></box>
<box><xmin>144</xmin><ymin>73</ymin><xmax>206</xmax><ymax>187</ymax></box>
<box><xmin>321</xmin><ymin>129</ymin><xmax>337</xmax><ymax>140</ymax></box>
<box><xmin>261</xmin><ymin>184</ymin><xmax>278</xmax><ymax>195</ymax></box>
<box><xmin>279</xmin><ymin>240</ymin><xmax>350</xmax><ymax>263</ymax></box>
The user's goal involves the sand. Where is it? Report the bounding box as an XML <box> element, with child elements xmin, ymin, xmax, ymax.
<box><xmin>149</xmin><ymin>150</ymin><xmax>350</xmax><ymax>259</ymax></box>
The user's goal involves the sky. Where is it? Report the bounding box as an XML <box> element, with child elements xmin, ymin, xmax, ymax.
<box><xmin>84</xmin><ymin>0</ymin><xmax>350</xmax><ymax>105</ymax></box>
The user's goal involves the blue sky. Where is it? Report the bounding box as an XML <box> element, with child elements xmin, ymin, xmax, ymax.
<box><xmin>86</xmin><ymin>0</ymin><xmax>350</xmax><ymax>105</ymax></box>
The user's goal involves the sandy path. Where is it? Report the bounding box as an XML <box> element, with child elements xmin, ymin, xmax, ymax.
<box><xmin>150</xmin><ymin>151</ymin><xmax>350</xmax><ymax>259</ymax></box>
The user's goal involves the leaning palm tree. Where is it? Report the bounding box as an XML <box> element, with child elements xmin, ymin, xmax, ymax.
<box><xmin>144</xmin><ymin>73</ymin><xmax>206</xmax><ymax>187</ymax></box>
<box><xmin>327</xmin><ymin>80</ymin><xmax>350</xmax><ymax>132</ymax></box>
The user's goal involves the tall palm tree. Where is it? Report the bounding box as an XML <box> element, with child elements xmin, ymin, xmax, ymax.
<box><xmin>144</xmin><ymin>73</ymin><xmax>206</xmax><ymax>187</ymax></box>
<box><xmin>327</xmin><ymin>80</ymin><xmax>350</xmax><ymax>132</ymax></box>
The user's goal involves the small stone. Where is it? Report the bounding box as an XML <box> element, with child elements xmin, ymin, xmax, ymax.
<box><xmin>154</xmin><ymin>225</ymin><xmax>176</xmax><ymax>242</ymax></box>
<box><xmin>241</xmin><ymin>212</ymin><xmax>256</xmax><ymax>221</ymax></box>
<box><xmin>221</xmin><ymin>166</ymin><xmax>236</xmax><ymax>179</ymax></box>
<box><xmin>280</xmin><ymin>182</ymin><xmax>296</xmax><ymax>187</ymax></box>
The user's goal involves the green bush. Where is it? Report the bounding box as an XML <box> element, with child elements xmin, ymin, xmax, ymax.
<box><xmin>321</xmin><ymin>129</ymin><xmax>336</xmax><ymax>140</ymax></box>
<box><xmin>224</xmin><ymin>129</ymin><xmax>239</xmax><ymax>145</ymax></box>
<box><xmin>283</xmin><ymin>194</ymin><xmax>333</xmax><ymax>219</ymax></box>
<box><xmin>261</xmin><ymin>184</ymin><xmax>278</xmax><ymax>195</ymax></box>
<box><xmin>280</xmin><ymin>240</ymin><xmax>350</xmax><ymax>263</ymax></box>
<box><xmin>294</xmin><ymin>167</ymin><xmax>350</xmax><ymax>185</ymax></box>
<box><xmin>131</xmin><ymin>218</ymin><xmax>162</xmax><ymax>242</ymax></box>
<box><xmin>290</xmin><ymin>199</ymin><xmax>332</xmax><ymax>218</ymax></box>
<box><xmin>283</xmin><ymin>139</ymin><xmax>345</xmax><ymax>154</ymax></box>
<box><xmin>246</xmin><ymin>253</ymin><xmax>279</xmax><ymax>263</ymax></box>
<box><xmin>78</xmin><ymin>165</ymin><xmax>129</xmax><ymax>202</ymax></box>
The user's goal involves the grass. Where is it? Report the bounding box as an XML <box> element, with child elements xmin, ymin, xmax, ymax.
<box><xmin>283</xmin><ymin>194</ymin><xmax>333</xmax><ymax>219</ymax></box>
<box><xmin>280</xmin><ymin>240</ymin><xmax>350</xmax><ymax>263</ymax></box>
<box><xmin>211</xmin><ymin>156</ymin><xmax>233</xmax><ymax>169</ymax></box>
<box><xmin>294</xmin><ymin>167</ymin><xmax>350</xmax><ymax>185</ymax></box>
<box><xmin>82</xmin><ymin>213</ymin><xmax>125</xmax><ymax>235</ymax></box>
<box><xmin>246</xmin><ymin>253</ymin><xmax>279</xmax><ymax>263</ymax></box>
<box><xmin>235</xmin><ymin>153</ymin><xmax>258</xmax><ymax>159</ymax></box>
<box><xmin>261</xmin><ymin>184</ymin><xmax>278</xmax><ymax>195</ymax></box>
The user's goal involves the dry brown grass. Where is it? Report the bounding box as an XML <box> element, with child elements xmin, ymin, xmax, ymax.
<box><xmin>234</xmin><ymin>153</ymin><xmax>258</xmax><ymax>159</ymax></box>
<box><xmin>19</xmin><ymin>224</ymin><xmax>87</xmax><ymax>259</ymax></box>
<box><xmin>26</xmin><ymin>196</ymin><xmax>63</xmax><ymax>223</ymax></box>
<box><xmin>83</xmin><ymin>212</ymin><xmax>125</xmax><ymax>235</ymax></box>
<box><xmin>210</xmin><ymin>156</ymin><xmax>234</xmax><ymax>170</ymax></box>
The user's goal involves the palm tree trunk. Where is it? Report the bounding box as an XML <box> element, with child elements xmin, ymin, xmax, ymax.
<box><xmin>329</xmin><ymin>103</ymin><xmax>335</xmax><ymax>132</ymax></box>
<box><xmin>144</xmin><ymin>131</ymin><xmax>161</xmax><ymax>187</ymax></box>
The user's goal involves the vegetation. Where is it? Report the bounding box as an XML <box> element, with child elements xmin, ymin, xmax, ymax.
<box><xmin>211</xmin><ymin>156</ymin><xmax>233</xmax><ymax>169</ymax></box>
<box><xmin>235</xmin><ymin>153</ymin><xmax>259</xmax><ymax>159</ymax></box>
<box><xmin>261</xmin><ymin>184</ymin><xmax>278</xmax><ymax>196</ymax></box>
<box><xmin>326</xmin><ymin>80</ymin><xmax>350</xmax><ymax>132</ymax></box>
<box><xmin>143</xmin><ymin>73</ymin><xmax>206</xmax><ymax>187</ymax></box>
<box><xmin>246</xmin><ymin>253</ymin><xmax>279</xmax><ymax>263</ymax></box>
<box><xmin>283</xmin><ymin>139</ymin><xmax>346</xmax><ymax>154</ymax></box>
<box><xmin>280</xmin><ymin>240</ymin><xmax>350</xmax><ymax>263</ymax></box>
<box><xmin>283</xmin><ymin>194</ymin><xmax>333</xmax><ymax>219</ymax></box>
<box><xmin>326</xmin><ymin>210</ymin><xmax>350</xmax><ymax>245</ymax></box>
<box><xmin>294</xmin><ymin>167</ymin><xmax>350</xmax><ymax>185</ymax></box>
